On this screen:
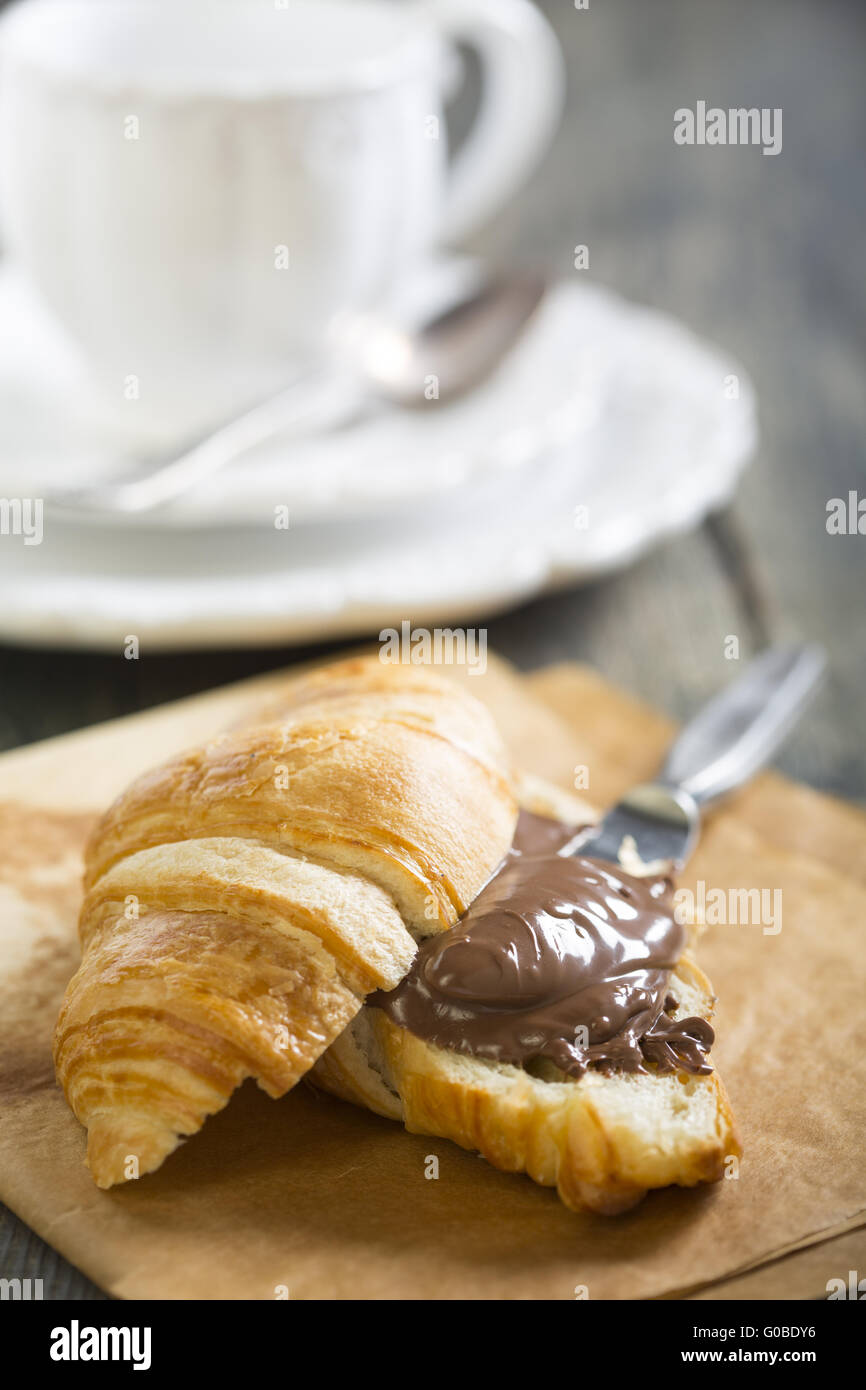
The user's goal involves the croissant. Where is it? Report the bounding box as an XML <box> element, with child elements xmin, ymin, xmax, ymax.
<box><xmin>312</xmin><ymin>774</ymin><xmax>739</xmax><ymax>1215</ymax></box>
<box><xmin>55</xmin><ymin>657</ymin><xmax>517</xmax><ymax>1188</ymax></box>
<box><xmin>55</xmin><ymin>656</ymin><xmax>738</xmax><ymax>1213</ymax></box>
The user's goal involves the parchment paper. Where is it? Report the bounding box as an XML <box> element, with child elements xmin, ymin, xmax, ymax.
<box><xmin>0</xmin><ymin>655</ymin><xmax>863</xmax><ymax>1300</ymax></box>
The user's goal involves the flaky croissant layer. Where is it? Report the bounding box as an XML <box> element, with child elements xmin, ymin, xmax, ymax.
<box><xmin>55</xmin><ymin>656</ymin><xmax>739</xmax><ymax>1213</ymax></box>
<box><xmin>54</xmin><ymin>658</ymin><xmax>518</xmax><ymax>1188</ymax></box>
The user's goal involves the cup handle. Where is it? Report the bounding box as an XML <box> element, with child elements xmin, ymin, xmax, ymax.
<box><xmin>426</xmin><ymin>0</ymin><xmax>565</xmax><ymax>244</ymax></box>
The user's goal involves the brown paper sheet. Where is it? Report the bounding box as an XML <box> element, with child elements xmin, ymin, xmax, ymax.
<box><xmin>689</xmin><ymin>1228</ymin><xmax>866</xmax><ymax>1300</ymax></box>
<box><xmin>1</xmin><ymin>655</ymin><xmax>864</xmax><ymax>1300</ymax></box>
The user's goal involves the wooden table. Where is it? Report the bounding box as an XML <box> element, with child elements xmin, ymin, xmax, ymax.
<box><xmin>1</xmin><ymin>0</ymin><xmax>864</xmax><ymax>1298</ymax></box>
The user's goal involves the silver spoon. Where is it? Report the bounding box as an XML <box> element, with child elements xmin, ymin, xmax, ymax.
<box><xmin>46</xmin><ymin>271</ymin><xmax>547</xmax><ymax>517</ymax></box>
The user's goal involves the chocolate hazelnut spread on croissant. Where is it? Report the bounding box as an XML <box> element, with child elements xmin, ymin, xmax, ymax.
<box><xmin>371</xmin><ymin>810</ymin><xmax>713</xmax><ymax>1078</ymax></box>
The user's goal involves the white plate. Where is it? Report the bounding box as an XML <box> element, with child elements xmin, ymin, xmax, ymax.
<box><xmin>0</xmin><ymin>268</ymin><xmax>750</xmax><ymax>527</ymax></box>
<box><xmin>0</xmin><ymin>274</ymin><xmax>756</xmax><ymax>649</ymax></box>
<box><xmin>0</xmin><ymin>263</ymin><xmax>601</xmax><ymax>526</ymax></box>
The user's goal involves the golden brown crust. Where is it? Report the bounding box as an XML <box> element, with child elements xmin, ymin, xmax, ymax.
<box><xmin>368</xmin><ymin>954</ymin><xmax>741</xmax><ymax>1216</ymax></box>
<box><xmin>311</xmin><ymin>773</ymin><xmax>741</xmax><ymax>1216</ymax></box>
<box><xmin>56</xmin><ymin>905</ymin><xmax>360</xmax><ymax>1187</ymax></box>
<box><xmin>55</xmin><ymin>654</ymin><xmax>740</xmax><ymax>1210</ymax></box>
<box><xmin>55</xmin><ymin>657</ymin><xmax>518</xmax><ymax>1187</ymax></box>
<box><xmin>83</xmin><ymin>659</ymin><xmax>516</xmax><ymax>935</ymax></box>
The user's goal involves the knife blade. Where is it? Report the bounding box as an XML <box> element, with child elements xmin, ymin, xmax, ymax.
<box><xmin>572</xmin><ymin>643</ymin><xmax>826</xmax><ymax>870</ymax></box>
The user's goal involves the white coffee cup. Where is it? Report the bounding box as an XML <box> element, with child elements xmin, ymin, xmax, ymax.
<box><xmin>0</xmin><ymin>0</ymin><xmax>564</xmax><ymax>447</ymax></box>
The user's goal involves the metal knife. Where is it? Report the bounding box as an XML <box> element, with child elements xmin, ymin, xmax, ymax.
<box><xmin>571</xmin><ymin>643</ymin><xmax>827</xmax><ymax>869</ymax></box>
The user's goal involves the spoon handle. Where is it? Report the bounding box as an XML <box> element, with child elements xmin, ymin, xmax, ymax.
<box><xmin>47</xmin><ymin>371</ymin><xmax>362</xmax><ymax>516</ymax></box>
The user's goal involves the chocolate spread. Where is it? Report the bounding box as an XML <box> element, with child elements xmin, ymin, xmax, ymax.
<box><xmin>370</xmin><ymin>810</ymin><xmax>713</xmax><ymax>1078</ymax></box>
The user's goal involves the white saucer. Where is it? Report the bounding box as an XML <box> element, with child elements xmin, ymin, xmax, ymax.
<box><xmin>0</xmin><ymin>267</ymin><xmax>752</xmax><ymax>527</ymax></box>
<box><xmin>0</xmin><ymin>263</ymin><xmax>601</xmax><ymax>526</ymax></box>
<box><xmin>0</xmin><ymin>270</ymin><xmax>756</xmax><ymax>649</ymax></box>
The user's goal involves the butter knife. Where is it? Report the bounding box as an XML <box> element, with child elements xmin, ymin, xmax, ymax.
<box><xmin>573</xmin><ymin>643</ymin><xmax>826</xmax><ymax>870</ymax></box>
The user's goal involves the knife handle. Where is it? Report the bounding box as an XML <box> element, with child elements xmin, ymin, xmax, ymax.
<box><xmin>659</xmin><ymin>643</ymin><xmax>826</xmax><ymax>805</ymax></box>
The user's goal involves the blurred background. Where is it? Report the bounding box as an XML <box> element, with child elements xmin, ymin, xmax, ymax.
<box><xmin>0</xmin><ymin>0</ymin><xmax>863</xmax><ymax>804</ymax></box>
